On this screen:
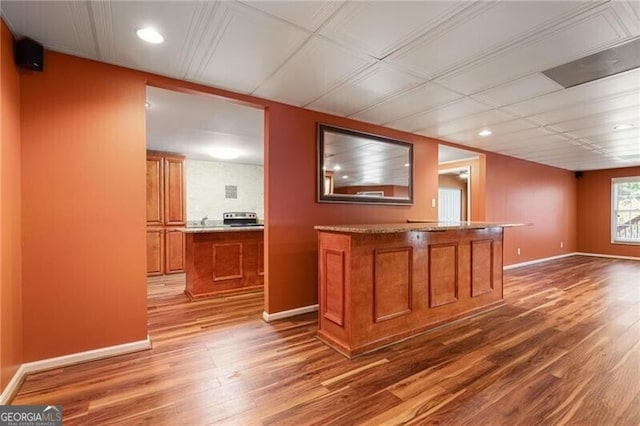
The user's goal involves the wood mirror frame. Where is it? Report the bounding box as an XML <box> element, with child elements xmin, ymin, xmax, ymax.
<box><xmin>317</xmin><ymin>124</ymin><xmax>413</xmax><ymax>205</ymax></box>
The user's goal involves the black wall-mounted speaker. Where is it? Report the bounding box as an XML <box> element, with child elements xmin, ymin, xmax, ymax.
<box><xmin>15</xmin><ymin>37</ymin><xmax>44</xmax><ymax>72</ymax></box>
<box><xmin>575</xmin><ymin>171</ymin><xmax>584</xmax><ymax>179</ymax></box>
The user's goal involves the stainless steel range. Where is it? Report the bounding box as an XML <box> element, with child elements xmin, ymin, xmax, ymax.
<box><xmin>223</xmin><ymin>212</ymin><xmax>262</xmax><ymax>227</ymax></box>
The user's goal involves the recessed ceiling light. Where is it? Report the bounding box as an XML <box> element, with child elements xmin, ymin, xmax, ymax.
<box><xmin>478</xmin><ymin>129</ymin><xmax>492</xmax><ymax>137</ymax></box>
<box><xmin>145</xmin><ymin>101</ymin><xmax>150</xmax><ymax>108</ymax></box>
<box><xmin>210</xmin><ymin>147</ymin><xmax>240</xmax><ymax>160</ymax></box>
<box><xmin>342</xmin><ymin>175</ymin><xmax>349</xmax><ymax>179</ymax></box>
<box><xmin>333</xmin><ymin>165</ymin><xmax>341</xmax><ymax>171</ymax></box>
<box><xmin>613</xmin><ymin>124</ymin><xmax>634</xmax><ymax>130</ymax></box>
<box><xmin>404</xmin><ymin>163</ymin><xmax>410</xmax><ymax>167</ymax></box>
<box><xmin>136</xmin><ymin>28</ymin><xmax>164</xmax><ymax>44</ymax></box>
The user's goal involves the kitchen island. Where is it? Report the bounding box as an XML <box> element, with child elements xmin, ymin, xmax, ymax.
<box><xmin>315</xmin><ymin>221</ymin><xmax>523</xmax><ymax>357</ymax></box>
<box><xmin>180</xmin><ymin>226</ymin><xmax>264</xmax><ymax>299</ymax></box>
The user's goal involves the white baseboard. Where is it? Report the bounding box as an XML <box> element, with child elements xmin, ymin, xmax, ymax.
<box><xmin>503</xmin><ymin>252</ymin><xmax>578</xmax><ymax>270</ymax></box>
<box><xmin>0</xmin><ymin>364</ymin><xmax>28</xmax><ymax>405</ymax></box>
<box><xmin>575</xmin><ymin>252</ymin><xmax>640</xmax><ymax>261</ymax></box>
<box><xmin>0</xmin><ymin>335</ymin><xmax>151</xmax><ymax>405</ymax></box>
<box><xmin>262</xmin><ymin>304</ymin><xmax>318</xmax><ymax>322</ymax></box>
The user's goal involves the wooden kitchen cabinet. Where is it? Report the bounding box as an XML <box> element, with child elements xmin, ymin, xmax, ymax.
<box><xmin>164</xmin><ymin>156</ymin><xmax>185</xmax><ymax>226</ymax></box>
<box><xmin>146</xmin><ymin>154</ymin><xmax>163</xmax><ymax>226</ymax></box>
<box><xmin>165</xmin><ymin>228</ymin><xmax>185</xmax><ymax>274</ymax></box>
<box><xmin>146</xmin><ymin>151</ymin><xmax>185</xmax><ymax>276</ymax></box>
<box><xmin>146</xmin><ymin>228</ymin><xmax>164</xmax><ymax>276</ymax></box>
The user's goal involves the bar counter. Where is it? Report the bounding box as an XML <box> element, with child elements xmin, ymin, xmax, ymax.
<box><xmin>314</xmin><ymin>221</ymin><xmax>524</xmax><ymax>357</ymax></box>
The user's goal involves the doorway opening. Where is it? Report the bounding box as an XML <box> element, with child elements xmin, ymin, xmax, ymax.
<box><xmin>438</xmin><ymin>145</ymin><xmax>480</xmax><ymax>221</ymax></box>
<box><xmin>144</xmin><ymin>85</ymin><xmax>265</xmax><ymax>310</ymax></box>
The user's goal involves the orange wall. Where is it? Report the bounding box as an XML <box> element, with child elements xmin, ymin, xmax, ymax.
<box><xmin>485</xmin><ymin>153</ymin><xmax>577</xmax><ymax>265</ymax></box>
<box><xmin>577</xmin><ymin>167</ymin><xmax>640</xmax><ymax>258</ymax></box>
<box><xmin>20</xmin><ymin>52</ymin><xmax>148</xmax><ymax>361</ymax></box>
<box><xmin>0</xmin><ymin>20</ymin><xmax>24</xmax><ymax>390</ymax></box>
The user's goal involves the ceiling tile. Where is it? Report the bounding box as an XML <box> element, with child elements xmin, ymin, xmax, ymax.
<box><xmin>95</xmin><ymin>1</ymin><xmax>220</xmax><ymax>79</ymax></box>
<box><xmin>569</xmin><ymin>123</ymin><xmax>639</xmax><ymax>140</ymax></box>
<box><xmin>504</xmin><ymin>68</ymin><xmax>640</xmax><ymax>117</ymax></box>
<box><xmin>528</xmin><ymin>90</ymin><xmax>640</xmax><ymax>125</ymax></box>
<box><xmin>547</xmin><ymin>105</ymin><xmax>640</xmax><ymax>133</ymax></box>
<box><xmin>499</xmin><ymin>126</ymin><xmax>560</xmax><ymax>143</ymax></box>
<box><xmin>508</xmin><ymin>143</ymin><xmax>588</xmax><ymax>157</ymax></box>
<box><xmin>417</xmin><ymin>109</ymin><xmax>518</xmax><ymax>139</ymax></box>
<box><xmin>1</xmin><ymin>0</ymin><xmax>95</xmax><ymax>58</ymax></box>
<box><xmin>472</xmin><ymin>73</ymin><xmax>563</xmax><ymax>108</ymax></box>
<box><xmin>253</xmin><ymin>36</ymin><xmax>374</xmax><ymax>106</ymax></box>
<box><xmin>610</xmin><ymin>0</ymin><xmax>640</xmax><ymax>36</ymax></box>
<box><xmin>195</xmin><ymin>3</ymin><xmax>309</xmax><ymax>93</ymax></box>
<box><xmin>350</xmin><ymin>82</ymin><xmax>462</xmax><ymax>125</ymax></box>
<box><xmin>319</xmin><ymin>1</ymin><xmax>471</xmax><ymax>59</ymax></box>
<box><xmin>389</xmin><ymin>1</ymin><xmax>596</xmax><ymax>80</ymax></box>
<box><xmin>603</xmin><ymin>144</ymin><xmax>640</xmax><ymax>156</ymax></box>
<box><xmin>437</xmin><ymin>9</ymin><xmax>629</xmax><ymax>95</ymax></box>
<box><xmin>386</xmin><ymin>98</ymin><xmax>490</xmax><ymax>133</ymax></box>
<box><xmin>581</xmin><ymin>127</ymin><xmax>640</xmax><ymax>145</ymax></box>
<box><xmin>239</xmin><ymin>0</ymin><xmax>343</xmax><ymax>32</ymax></box>
<box><xmin>484</xmin><ymin>134</ymin><xmax>571</xmax><ymax>153</ymax></box>
<box><xmin>306</xmin><ymin>64</ymin><xmax>423</xmax><ymax>116</ymax></box>
<box><xmin>440</xmin><ymin>119</ymin><xmax>538</xmax><ymax>145</ymax></box>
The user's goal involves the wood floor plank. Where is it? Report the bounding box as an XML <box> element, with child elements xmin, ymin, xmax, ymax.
<box><xmin>10</xmin><ymin>256</ymin><xmax>640</xmax><ymax>424</ymax></box>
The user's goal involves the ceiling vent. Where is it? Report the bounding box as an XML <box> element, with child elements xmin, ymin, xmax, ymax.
<box><xmin>542</xmin><ymin>38</ymin><xmax>640</xmax><ymax>88</ymax></box>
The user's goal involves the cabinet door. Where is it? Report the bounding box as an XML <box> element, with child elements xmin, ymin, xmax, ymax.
<box><xmin>165</xmin><ymin>228</ymin><xmax>185</xmax><ymax>274</ymax></box>
<box><xmin>164</xmin><ymin>157</ymin><xmax>185</xmax><ymax>225</ymax></box>
<box><xmin>147</xmin><ymin>229</ymin><xmax>164</xmax><ymax>276</ymax></box>
<box><xmin>146</xmin><ymin>155</ymin><xmax>163</xmax><ymax>226</ymax></box>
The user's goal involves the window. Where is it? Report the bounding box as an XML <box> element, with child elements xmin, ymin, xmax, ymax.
<box><xmin>612</xmin><ymin>177</ymin><xmax>640</xmax><ymax>244</ymax></box>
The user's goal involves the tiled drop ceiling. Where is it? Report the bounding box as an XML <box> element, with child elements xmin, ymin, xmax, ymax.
<box><xmin>1</xmin><ymin>0</ymin><xmax>639</xmax><ymax>171</ymax></box>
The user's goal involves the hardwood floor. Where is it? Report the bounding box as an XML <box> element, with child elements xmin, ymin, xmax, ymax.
<box><xmin>12</xmin><ymin>256</ymin><xmax>640</xmax><ymax>425</ymax></box>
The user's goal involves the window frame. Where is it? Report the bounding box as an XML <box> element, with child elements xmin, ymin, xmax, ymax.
<box><xmin>611</xmin><ymin>176</ymin><xmax>640</xmax><ymax>245</ymax></box>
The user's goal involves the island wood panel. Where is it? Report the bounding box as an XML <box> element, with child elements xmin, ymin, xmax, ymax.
<box><xmin>146</xmin><ymin>155</ymin><xmax>163</xmax><ymax>226</ymax></box>
<box><xmin>212</xmin><ymin>243</ymin><xmax>243</xmax><ymax>281</ymax></box>
<box><xmin>165</xmin><ymin>228</ymin><xmax>185</xmax><ymax>274</ymax></box>
<box><xmin>184</xmin><ymin>231</ymin><xmax>264</xmax><ymax>299</ymax></box>
<box><xmin>373</xmin><ymin>247</ymin><xmax>413</xmax><ymax>322</ymax></box>
<box><xmin>324</xmin><ymin>249</ymin><xmax>346</xmax><ymax>326</ymax></box>
<box><xmin>146</xmin><ymin>228</ymin><xmax>164</xmax><ymax>276</ymax></box>
<box><xmin>318</xmin><ymin>232</ymin><xmax>351</xmax><ymax>354</ymax></box>
<box><xmin>471</xmin><ymin>239</ymin><xmax>494</xmax><ymax>297</ymax></box>
<box><xmin>429</xmin><ymin>243</ymin><xmax>458</xmax><ymax>308</ymax></box>
<box><xmin>317</xmin><ymin>228</ymin><xmax>504</xmax><ymax>357</ymax></box>
<box><xmin>257</xmin><ymin>242</ymin><xmax>264</xmax><ymax>276</ymax></box>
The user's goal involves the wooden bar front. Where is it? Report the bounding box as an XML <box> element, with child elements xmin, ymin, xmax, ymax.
<box><xmin>317</xmin><ymin>227</ymin><xmax>504</xmax><ymax>357</ymax></box>
<box><xmin>184</xmin><ymin>230</ymin><xmax>264</xmax><ymax>299</ymax></box>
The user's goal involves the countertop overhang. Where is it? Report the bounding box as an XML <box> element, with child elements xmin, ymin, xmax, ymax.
<box><xmin>314</xmin><ymin>220</ymin><xmax>528</xmax><ymax>234</ymax></box>
<box><xmin>179</xmin><ymin>226</ymin><xmax>264</xmax><ymax>233</ymax></box>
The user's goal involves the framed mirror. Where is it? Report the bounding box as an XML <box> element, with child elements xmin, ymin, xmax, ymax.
<box><xmin>317</xmin><ymin>124</ymin><xmax>413</xmax><ymax>205</ymax></box>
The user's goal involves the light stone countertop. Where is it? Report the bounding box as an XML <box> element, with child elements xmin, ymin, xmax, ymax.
<box><xmin>179</xmin><ymin>225</ymin><xmax>264</xmax><ymax>233</ymax></box>
<box><xmin>314</xmin><ymin>220</ymin><xmax>528</xmax><ymax>234</ymax></box>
